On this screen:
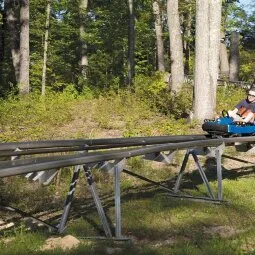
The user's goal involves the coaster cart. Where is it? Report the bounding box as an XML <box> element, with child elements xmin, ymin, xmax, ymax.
<box><xmin>202</xmin><ymin>110</ymin><xmax>255</xmax><ymax>137</ymax></box>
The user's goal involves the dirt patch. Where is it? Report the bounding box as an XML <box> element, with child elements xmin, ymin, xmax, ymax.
<box><xmin>106</xmin><ymin>247</ymin><xmax>124</xmax><ymax>254</ymax></box>
<box><xmin>203</xmin><ymin>225</ymin><xmax>237</xmax><ymax>238</ymax></box>
<box><xmin>152</xmin><ymin>237</ymin><xmax>191</xmax><ymax>247</ymax></box>
<box><xmin>1</xmin><ymin>237</ymin><xmax>15</xmax><ymax>244</ymax></box>
<box><xmin>40</xmin><ymin>235</ymin><xmax>80</xmax><ymax>251</ymax></box>
<box><xmin>0</xmin><ymin>220</ymin><xmax>14</xmax><ymax>231</ymax></box>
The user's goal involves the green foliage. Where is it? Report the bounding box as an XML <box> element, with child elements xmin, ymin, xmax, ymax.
<box><xmin>0</xmin><ymin>84</ymin><xmax>251</xmax><ymax>143</ymax></box>
<box><xmin>135</xmin><ymin>2</ymin><xmax>155</xmax><ymax>75</ymax></box>
<box><xmin>216</xmin><ymin>85</ymin><xmax>246</xmax><ymax>113</ymax></box>
<box><xmin>0</xmin><ymin>92</ymin><xmax>77</xmax><ymax>141</ymax></box>
<box><xmin>0</xmin><ymin>231</ymin><xmax>45</xmax><ymax>255</ymax></box>
<box><xmin>91</xmin><ymin>91</ymin><xmax>155</xmax><ymax>133</ymax></box>
<box><xmin>134</xmin><ymin>73</ymin><xmax>193</xmax><ymax>119</ymax></box>
<box><xmin>225</xmin><ymin>3</ymin><xmax>250</xmax><ymax>32</ymax></box>
<box><xmin>1</xmin><ymin>0</ymin><xmax>255</xmax><ymax>97</ymax></box>
<box><xmin>239</xmin><ymin>50</ymin><xmax>255</xmax><ymax>82</ymax></box>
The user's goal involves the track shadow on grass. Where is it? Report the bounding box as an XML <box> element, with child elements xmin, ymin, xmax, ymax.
<box><xmin>172</xmin><ymin>158</ymin><xmax>255</xmax><ymax>190</ymax></box>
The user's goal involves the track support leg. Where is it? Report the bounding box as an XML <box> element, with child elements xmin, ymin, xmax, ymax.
<box><xmin>83</xmin><ymin>165</ymin><xmax>112</xmax><ymax>238</ymax></box>
<box><xmin>174</xmin><ymin>149</ymin><xmax>190</xmax><ymax>193</ymax></box>
<box><xmin>58</xmin><ymin>165</ymin><xmax>81</xmax><ymax>233</ymax></box>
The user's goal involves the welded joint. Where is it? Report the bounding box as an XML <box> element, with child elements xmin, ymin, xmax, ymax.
<box><xmin>98</xmin><ymin>158</ymin><xmax>126</xmax><ymax>174</ymax></box>
<box><xmin>83</xmin><ymin>165</ymin><xmax>94</xmax><ymax>185</ymax></box>
<box><xmin>78</xmin><ymin>146</ymin><xmax>89</xmax><ymax>154</ymax></box>
<box><xmin>192</xmin><ymin>143</ymin><xmax>225</xmax><ymax>158</ymax></box>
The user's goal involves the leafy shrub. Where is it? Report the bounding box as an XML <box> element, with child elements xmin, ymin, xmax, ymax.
<box><xmin>134</xmin><ymin>73</ymin><xmax>193</xmax><ymax>119</ymax></box>
<box><xmin>0</xmin><ymin>92</ymin><xmax>77</xmax><ymax>141</ymax></box>
<box><xmin>239</xmin><ymin>50</ymin><xmax>255</xmax><ymax>82</ymax></box>
<box><xmin>216</xmin><ymin>85</ymin><xmax>246</xmax><ymax>114</ymax></box>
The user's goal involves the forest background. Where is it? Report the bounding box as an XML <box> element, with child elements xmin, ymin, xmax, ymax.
<box><xmin>0</xmin><ymin>0</ymin><xmax>254</xmax><ymax>123</ymax></box>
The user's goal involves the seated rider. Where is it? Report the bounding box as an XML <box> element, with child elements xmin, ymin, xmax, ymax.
<box><xmin>228</xmin><ymin>87</ymin><xmax>255</xmax><ymax>123</ymax></box>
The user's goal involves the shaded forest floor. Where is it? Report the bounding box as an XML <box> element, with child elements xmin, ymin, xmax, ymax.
<box><xmin>0</xmin><ymin>91</ymin><xmax>254</xmax><ymax>254</ymax></box>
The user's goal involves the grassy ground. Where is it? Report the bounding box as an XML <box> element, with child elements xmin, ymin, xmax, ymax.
<box><xmin>0</xmin><ymin>89</ymin><xmax>254</xmax><ymax>254</ymax></box>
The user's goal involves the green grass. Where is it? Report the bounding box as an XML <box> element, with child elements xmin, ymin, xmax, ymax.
<box><xmin>0</xmin><ymin>160</ymin><xmax>255</xmax><ymax>254</ymax></box>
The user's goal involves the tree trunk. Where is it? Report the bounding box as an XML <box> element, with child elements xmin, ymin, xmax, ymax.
<box><xmin>0</xmin><ymin>8</ymin><xmax>5</xmax><ymax>64</ymax></box>
<box><xmin>128</xmin><ymin>0</ymin><xmax>135</xmax><ymax>86</ymax></box>
<box><xmin>219</xmin><ymin>31</ymin><xmax>229</xmax><ymax>78</ymax></box>
<box><xmin>229</xmin><ymin>31</ymin><xmax>239</xmax><ymax>82</ymax></box>
<box><xmin>153</xmin><ymin>0</ymin><xmax>165</xmax><ymax>72</ymax></box>
<box><xmin>167</xmin><ymin>0</ymin><xmax>184</xmax><ymax>92</ymax></box>
<box><xmin>194</xmin><ymin>0</ymin><xmax>222</xmax><ymax>121</ymax></box>
<box><xmin>5</xmin><ymin>0</ymin><xmax>20</xmax><ymax>83</ymax></box>
<box><xmin>79</xmin><ymin>0</ymin><xmax>88</xmax><ymax>82</ymax></box>
<box><xmin>208</xmin><ymin>0</ymin><xmax>222</xmax><ymax>112</ymax></box>
<box><xmin>183</xmin><ymin>8</ymin><xmax>191</xmax><ymax>75</ymax></box>
<box><xmin>19</xmin><ymin>0</ymin><xmax>29</xmax><ymax>94</ymax></box>
<box><xmin>41</xmin><ymin>1</ymin><xmax>51</xmax><ymax>96</ymax></box>
<box><xmin>194</xmin><ymin>0</ymin><xmax>211</xmax><ymax>120</ymax></box>
<box><xmin>0</xmin><ymin>7</ymin><xmax>6</xmax><ymax>84</ymax></box>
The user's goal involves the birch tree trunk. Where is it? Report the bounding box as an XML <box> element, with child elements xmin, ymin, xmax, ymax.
<box><xmin>5</xmin><ymin>0</ymin><xmax>20</xmax><ymax>83</ymax></box>
<box><xmin>208</xmin><ymin>0</ymin><xmax>222</xmax><ymax>112</ymax></box>
<box><xmin>194</xmin><ymin>0</ymin><xmax>222</xmax><ymax>121</ymax></box>
<box><xmin>153</xmin><ymin>0</ymin><xmax>165</xmax><ymax>72</ymax></box>
<box><xmin>128</xmin><ymin>0</ymin><xmax>135</xmax><ymax>86</ymax></box>
<box><xmin>229</xmin><ymin>31</ymin><xmax>239</xmax><ymax>82</ymax></box>
<box><xmin>41</xmin><ymin>1</ymin><xmax>51</xmax><ymax>96</ymax></box>
<box><xmin>194</xmin><ymin>0</ymin><xmax>210</xmax><ymax>120</ymax></box>
<box><xmin>183</xmin><ymin>8</ymin><xmax>191</xmax><ymax>75</ymax></box>
<box><xmin>19</xmin><ymin>0</ymin><xmax>29</xmax><ymax>94</ymax></box>
<box><xmin>219</xmin><ymin>31</ymin><xmax>229</xmax><ymax>77</ymax></box>
<box><xmin>79</xmin><ymin>0</ymin><xmax>88</xmax><ymax>81</ymax></box>
<box><xmin>166</xmin><ymin>0</ymin><xmax>184</xmax><ymax>92</ymax></box>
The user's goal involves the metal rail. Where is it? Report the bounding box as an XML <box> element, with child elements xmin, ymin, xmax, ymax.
<box><xmin>1</xmin><ymin>136</ymin><xmax>255</xmax><ymax>178</ymax></box>
<box><xmin>0</xmin><ymin>135</ymin><xmax>208</xmax><ymax>151</ymax></box>
<box><xmin>0</xmin><ymin>139</ymin><xmax>220</xmax><ymax>177</ymax></box>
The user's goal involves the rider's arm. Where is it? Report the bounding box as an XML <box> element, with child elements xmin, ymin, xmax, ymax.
<box><xmin>228</xmin><ymin>108</ymin><xmax>238</xmax><ymax>118</ymax></box>
<box><xmin>243</xmin><ymin>112</ymin><xmax>254</xmax><ymax>123</ymax></box>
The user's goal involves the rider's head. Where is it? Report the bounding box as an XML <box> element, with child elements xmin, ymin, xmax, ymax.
<box><xmin>247</xmin><ymin>87</ymin><xmax>255</xmax><ymax>103</ymax></box>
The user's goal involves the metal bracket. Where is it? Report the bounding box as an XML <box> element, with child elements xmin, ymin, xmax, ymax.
<box><xmin>11</xmin><ymin>147</ymin><xmax>22</xmax><ymax>161</ymax></box>
<box><xmin>143</xmin><ymin>150</ymin><xmax>176</xmax><ymax>164</ymax></box>
<box><xmin>97</xmin><ymin>159</ymin><xmax>125</xmax><ymax>173</ymax></box>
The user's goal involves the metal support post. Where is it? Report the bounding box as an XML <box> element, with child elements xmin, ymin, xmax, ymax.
<box><xmin>114</xmin><ymin>162</ymin><xmax>122</xmax><ymax>238</ymax></box>
<box><xmin>191</xmin><ymin>152</ymin><xmax>215</xmax><ymax>199</ymax></box>
<box><xmin>216</xmin><ymin>149</ymin><xmax>223</xmax><ymax>200</ymax></box>
<box><xmin>215</xmin><ymin>144</ymin><xmax>225</xmax><ymax>200</ymax></box>
<box><xmin>174</xmin><ymin>149</ymin><xmax>190</xmax><ymax>193</ymax></box>
<box><xmin>83</xmin><ymin>165</ymin><xmax>112</xmax><ymax>238</ymax></box>
<box><xmin>58</xmin><ymin>165</ymin><xmax>81</xmax><ymax>233</ymax></box>
<box><xmin>173</xmin><ymin>148</ymin><xmax>226</xmax><ymax>202</ymax></box>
